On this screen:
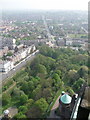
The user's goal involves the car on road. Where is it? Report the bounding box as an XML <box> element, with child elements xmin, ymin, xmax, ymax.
<box><xmin>13</xmin><ymin>68</ymin><xmax>15</xmax><ymax>70</ymax></box>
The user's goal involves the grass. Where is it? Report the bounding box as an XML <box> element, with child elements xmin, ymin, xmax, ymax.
<box><xmin>68</xmin><ymin>34</ymin><xmax>88</xmax><ymax>38</ymax></box>
<box><xmin>46</xmin><ymin>88</ymin><xmax>63</xmax><ymax>116</ymax></box>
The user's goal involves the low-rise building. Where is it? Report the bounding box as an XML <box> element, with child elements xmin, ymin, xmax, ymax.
<box><xmin>46</xmin><ymin>41</ymin><xmax>55</xmax><ymax>47</ymax></box>
<box><xmin>0</xmin><ymin>38</ymin><xmax>16</xmax><ymax>50</ymax></box>
<box><xmin>56</xmin><ymin>38</ymin><xmax>66</xmax><ymax>46</ymax></box>
<box><xmin>66</xmin><ymin>40</ymin><xmax>73</xmax><ymax>46</ymax></box>
<box><xmin>32</xmin><ymin>45</ymin><xmax>36</xmax><ymax>52</ymax></box>
<box><xmin>0</xmin><ymin>60</ymin><xmax>14</xmax><ymax>72</ymax></box>
<box><xmin>0</xmin><ymin>46</ymin><xmax>9</xmax><ymax>57</ymax></box>
<box><xmin>20</xmin><ymin>49</ymin><xmax>27</xmax><ymax>59</ymax></box>
<box><xmin>7</xmin><ymin>45</ymin><xmax>36</xmax><ymax>64</ymax></box>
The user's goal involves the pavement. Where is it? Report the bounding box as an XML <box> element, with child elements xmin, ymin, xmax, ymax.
<box><xmin>0</xmin><ymin>50</ymin><xmax>39</xmax><ymax>83</ymax></box>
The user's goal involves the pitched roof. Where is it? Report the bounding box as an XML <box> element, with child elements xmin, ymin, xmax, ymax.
<box><xmin>60</xmin><ymin>94</ymin><xmax>72</xmax><ymax>104</ymax></box>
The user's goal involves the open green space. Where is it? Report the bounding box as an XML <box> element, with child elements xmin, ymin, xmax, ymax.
<box><xmin>2</xmin><ymin>45</ymin><xmax>89</xmax><ymax>118</ymax></box>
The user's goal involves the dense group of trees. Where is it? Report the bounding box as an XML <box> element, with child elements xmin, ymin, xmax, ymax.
<box><xmin>2</xmin><ymin>45</ymin><xmax>89</xmax><ymax>118</ymax></box>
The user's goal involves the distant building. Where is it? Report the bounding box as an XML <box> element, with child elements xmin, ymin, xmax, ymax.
<box><xmin>7</xmin><ymin>45</ymin><xmax>36</xmax><ymax>64</ymax></box>
<box><xmin>0</xmin><ymin>46</ymin><xmax>9</xmax><ymax>57</ymax></box>
<box><xmin>19</xmin><ymin>39</ymin><xmax>47</xmax><ymax>46</ymax></box>
<box><xmin>46</xmin><ymin>41</ymin><xmax>54</xmax><ymax>47</ymax></box>
<box><xmin>0</xmin><ymin>38</ymin><xmax>16</xmax><ymax>50</ymax></box>
<box><xmin>66</xmin><ymin>39</ymin><xmax>73</xmax><ymax>46</ymax></box>
<box><xmin>82</xmin><ymin>43</ymin><xmax>88</xmax><ymax>50</ymax></box>
<box><xmin>32</xmin><ymin>45</ymin><xmax>36</xmax><ymax>52</ymax></box>
<box><xmin>20</xmin><ymin>49</ymin><xmax>27</xmax><ymax>59</ymax></box>
<box><xmin>56</xmin><ymin>38</ymin><xmax>66</xmax><ymax>46</ymax></box>
<box><xmin>14</xmin><ymin>44</ymin><xmax>24</xmax><ymax>52</ymax></box>
<box><xmin>19</xmin><ymin>40</ymin><xmax>37</xmax><ymax>46</ymax></box>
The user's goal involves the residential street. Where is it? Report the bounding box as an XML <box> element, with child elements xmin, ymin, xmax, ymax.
<box><xmin>0</xmin><ymin>50</ymin><xmax>39</xmax><ymax>83</ymax></box>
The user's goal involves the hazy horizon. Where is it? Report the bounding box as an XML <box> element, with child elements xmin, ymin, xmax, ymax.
<box><xmin>1</xmin><ymin>0</ymin><xmax>89</xmax><ymax>11</ymax></box>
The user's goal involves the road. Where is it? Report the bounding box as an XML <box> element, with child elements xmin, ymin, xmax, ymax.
<box><xmin>81</xmin><ymin>27</ymin><xmax>88</xmax><ymax>34</ymax></box>
<box><xmin>42</xmin><ymin>16</ymin><xmax>51</xmax><ymax>39</ymax></box>
<box><xmin>0</xmin><ymin>50</ymin><xmax>39</xmax><ymax>83</ymax></box>
<box><xmin>42</xmin><ymin>16</ymin><xmax>55</xmax><ymax>42</ymax></box>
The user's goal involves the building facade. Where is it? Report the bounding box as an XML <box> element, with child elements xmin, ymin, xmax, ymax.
<box><xmin>0</xmin><ymin>60</ymin><xmax>14</xmax><ymax>72</ymax></box>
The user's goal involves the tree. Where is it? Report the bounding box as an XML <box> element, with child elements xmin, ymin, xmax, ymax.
<box><xmin>67</xmin><ymin>70</ymin><xmax>79</xmax><ymax>85</ymax></box>
<box><xmin>27</xmin><ymin>105</ymin><xmax>42</xmax><ymax>118</ymax></box>
<box><xmin>65</xmin><ymin>86</ymin><xmax>75</xmax><ymax>96</ymax></box>
<box><xmin>32</xmin><ymin>64</ymin><xmax>47</xmax><ymax>76</ymax></box>
<box><xmin>16</xmin><ymin>40</ymin><xmax>20</xmax><ymax>45</ymax></box>
<box><xmin>78</xmin><ymin>66</ymin><xmax>88</xmax><ymax>78</ymax></box>
<box><xmin>30</xmin><ymin>54</ymin><xmax>55</xmax><ymax>74</ymax></box>
<box><xmin>25</xmin><ymin>65</ymin><xmax>31</xmax><ymax>76</ymax></box>
<box><xmin>41</xmin><ymin>79</ymin><xmax>51</xmax><ymax>89</ymax></box>
<box><xmin>19</xmin><ymin>106</ymin><xmax>28</xmax><ymax>114</ymax></box>
<box><xmin>42</xmin><ymin>88</ymin><xmax>52</xmax><ymax>102</ymax></box>
<box><xmin>12</xmin><ymin>87</ymin><xmax>24</xmax><ymax>98</ymax></box>
<box><xmin>14</xmin><ymin>112</ymin><xmax>26</xmax><ymax>119</ymax></box>
<box><xmin>7</xmin><ymin>52</ymin><xmax>13</xmax><ymax>56</ymax></box>
<box><xmin>2</xmin><ymin>93</ymin><xmax>11</xmax><ymax>106</ymax></box>
<box><xmin>39</xmin><ymin>45</ymin><xmax>54</xmax><ymax>57</ymax></box>
<box><xmin>71</xmin><ymin>54</ymin><xmax>88</xmax><ymax>66</ymax></box>
<box><xmin>55</xmin><ymin>70</ymin><xmax>62</xmax><ymax>78</ymax></box>
<box><xmin>73</xmin><ymin>78</ymin><xmax>85</xmax><ymax>92</ymax></box>
<box><xmin>26</xmin><ymin>99</ymin><xmax>34</xmax><ymax>109</ymax></box>
<box><xmin>2</xmin><ymin>46</ymin><xmax>89</xmax><ymax>118</ymax></box>
<box><xmin>28</xmin><ymin>81</ymin><xmax>35</xmax><ymax>91</ymax></box>
<box><xmin>19</xmin><ymin>94</ymin><xmax>28</xmax><ymax>105</ymax></box>
<box><xmin>20</xmin><ymin>81</ymin><xmax>29</xmax><ymax>94</ymax></box>
<box><xmin>37</xmin><ymin>64</ymin><xmax>47</xmax><ymax>74</ymax></box>
<box><xmin>52</xmin><ymin>73</ymin><xmax>60</xmax><ymax>81</ymax></box>
<box><xmin>35</xmin><ymin>98</ymin><xmax>48</xmax><ymax>114</ymax></box>
<box><xmin>52</xmin><ymin>73</ymin><xmax>62</xmax><ymax>90</ymax></box>
<box><xmin>29</xmin><ymin>76</ymin><xmax>40</xmax><ymax>88</ymax></box>
<box><xmin>27</xmin><ymin>98</ymin><xmax>48</xmax><ymax>117</ymax></box>
<box><xmin>32</xmin><ymin>85</ymin><xmax>42</xmax><ymax>100</ymax></box>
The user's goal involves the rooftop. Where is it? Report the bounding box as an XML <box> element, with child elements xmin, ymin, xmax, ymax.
<box><xmin>60</xmin><ymin>94</ymin><xmax>72</xmax><ymax>104</ymax></box>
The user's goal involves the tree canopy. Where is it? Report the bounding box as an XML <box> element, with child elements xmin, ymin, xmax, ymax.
<box><xmin>2</xmin><ymin>45</ymin><xmax>89</xmax><ymax>118</ymax></box>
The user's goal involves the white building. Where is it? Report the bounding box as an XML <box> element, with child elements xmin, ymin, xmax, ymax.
<box><xmin>32</xmin><ymin>45</ymin><xmax>36</xmax><ymax>52</ymax></box>
<box><xmin>13</xmin><ymin>39</ymin><xmax>16</xmax><ymax>49</ymax></box>
<box><xmin>20</xmin><ymin>49</ymin><xmax>27</xmax><ymax>59</ymax></box>
<box><xmin>26</xmin><ymin>46</ymin><xmax>32</xmax><ymax>54</ymax></box>
<box><xmin>0</xmin><ymin>60</ymin><xmax>14</xmax><ymax>72</ymax></box>
<box><xmin>5</xmin><ymin>45</ymin><xmax>36</xmax><ymax>65</ymax></box>
<box><xmin>66</xmin><ymin>40</ymin><xmax>73</xmax><ymax>46</ymax></box>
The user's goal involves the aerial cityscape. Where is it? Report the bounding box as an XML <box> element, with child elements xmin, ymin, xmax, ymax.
<box><xmin>0</xmin><ymin>0</ymin><xmax>90</xmax><ymax>119</ymax></box>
